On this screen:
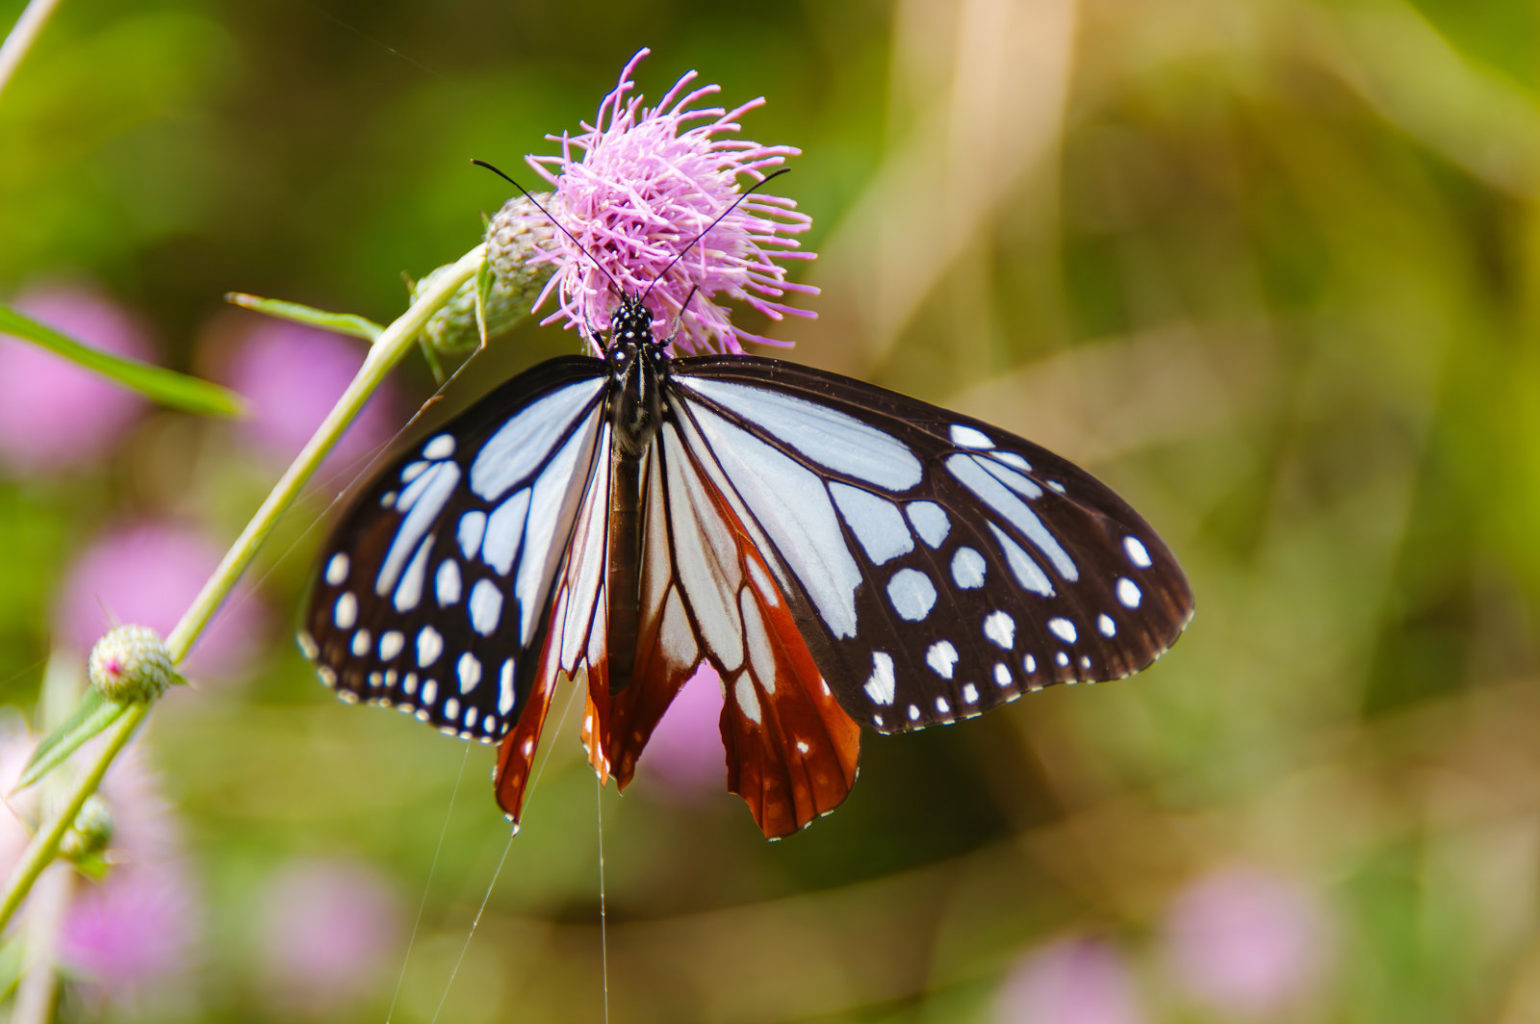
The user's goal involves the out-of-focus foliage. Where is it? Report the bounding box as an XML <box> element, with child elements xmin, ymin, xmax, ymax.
<box><xmin>2</xmin><ymin>0</ymin><xmax>1539</xmax><ymax>1020</ymax></box>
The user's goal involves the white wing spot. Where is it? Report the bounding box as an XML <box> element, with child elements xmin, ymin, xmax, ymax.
<box><xmin>1098</xmin><ymin>613</ymin><xmax>1116</xmax><ymax>637</ymax></box>
<box><xmin>796</xmin><ymin>740</ymin><xmax>811</xmax><ymax>754</ymax></box>
<box><xmin>907</xmin><ymin>703</ymin><xmax>921</xmax><ymax>721</ymax></box>
<box><xmin>831</xmin><ymin>482</ymin><xmax>913</xmax><ymax>565</ymax></box>
<box><xmin>498</xmin><ymin>660</ymin><xmax>515</xmax><ymax>715</ymax></box>
<box><xmin>444</xmin><ymin>697</ymin><xmax>460</xmax><ymax>720</ymax></box>
<box><xmin>417</xmin><ymin>626</ymin><xmax>443</xmax><ymax>667</ymax></box>
<box><xmin>963</xmin><ymin>682</ymin><xmax>980</xmax><ymax>704</ymax></box>
<box><xmin>994</xmin><ymin>451</ymin><xmax>1032</xmax><ymax>472</ymax></box>
<box><xmin>297</xmin><ymin>631</ymin><xmax>318</xmax><ymax>658</ymax></box>
<box><xmin>873</xmin><ymin>714</ymin><xmax>884</xmax><ymax>727</ymax></box>
<box><xmin>468</xmin><ymin>578</ymin><xmax>504</xmax><ymax>636</ymax></box>
<box><xmin>864</xmin><ymin>651</ymin><xmax>897</xmax><ymax>706</ymax></box>
<box><xmin>325</xmin><ymin>553</ymin><xmax>349</xmax><ymax>585</ymax></box>
<box><xmin>403</xmin><ymin>672</ymin><xmax>418</xmax><ymax>695</ymax></box>
<box><xmin>951</xmin><ymin>547</ymin><xmax>986</xmax><ymax>589</ymax></box>
<box><xmin>391</xmin><ymin>537</ymin><xmax>432</xmax><ymax>613</ymax></box>
<box><xmin>935</xmin><ymin>696</ymin><xmax>951</xmax><ymax>714</ymax></box>
<box><xmin>989</xmin><ymin>523</ymin><xmax>1054</xmax><ymax>597</ymax></box>
<box><xmin>457</xmin><ymin>511</ymin><xmax>487</xmax><ymax>560</ymax></box>
<box><xmin>422</xmin><ymin>434</ymin><xmax>455</xmax><ymax>460</ymax></box>
<box><xmin>1117</xmin><ymin>577</ymin><xmax>1142</xmax><ymax>608</ymax></box>
<box><xmin>1080</xmin><ymin>655</ymin><xmax>1093</xmax><ymax>670</ymax></box>
<box><xmin>1056</xmin><ymin>651</ymin><xmax>1070</xmax><ymax>667</ymax></box>
<box><xmin>926</xmin><ymin>640</ymin><xmax>959</xmax><ymax>679</ymax></box>
<box><xmin>464</xmin><ymin>706</ymin><xmax>478</xmax><ymax>729</ymax></box>
<box><xmin>886</xmin><ymin>568</ymin><xmax>937</xmax><ymax>622</ymax></box>
<box><xmin>522</xmin><ymin>738</ymin><xmax>534</xmax><ymax>757</ymax></box>
<box><xmin>983</xmin><ymin>610</ymin><xmax>1016</xmax><ymax>649</ymax></box>
<box><xmin>1124</xmin><ymin>535</ymin><xmax>1153</xmax><ymax>569</ymax></box>
<box><xmin>906</xmin><ymin>501</ymin><xmax>950</xmax><ymax>548</ymax></box>
<box><xmin>1048</xmin><ymin>617</ymin><xmax>1078</xmax><ymax>643</ymax></box>
<box><xmin>950</xmin><ymin>424</ymin><xmax>994</xmax><ymax>449</ymax></box>
<box><xmin>745</xmin><ymin>556</ymin><xmax>779</xmax><ymax>606</ymax></box>
<box><xmin>994</xmin><ymin>662</ymin><xmax>1011</xmax><ymax>686</ymax></box>
<box><xmin>333</xmin><ymin>592</ymin><xmax>357</xmax><ymax>629</ymax></box>
<box><xmin>1024</xmin><ymin>654</ymin><xmax>1037</xmax><ymax>673</ymax></box>
<box><xmin>350</xmin><ymin>629</ymin><xmax>371</xmax><ymax>657</ymax></box>
<box><xmin>457</xmin><ymin>652</ymin><xmax>482</xmax><ymax>693</ymax></box>
<box><xmin>734</xmin><ymin>676</ymin><xmax>763</xmax><ymax>725</ymax></box>
<box><xmin>1048</xmin><ymin>480</ymin><xmax>1066</xmax><ymax>494</ymax></box>
<box><xmin>421</xmin><ymin>678</ymin><xmax>438</xmax><ymax>706</ymax></box>
<box><xmin>379</xmin><ymin>630</ymin><xmax>404</xmax><ymax>661</ymax></box>
<box><xmin>435</xmin><ymin>560</ymin><xmax>462</xmax><ymax>605</ymax></box>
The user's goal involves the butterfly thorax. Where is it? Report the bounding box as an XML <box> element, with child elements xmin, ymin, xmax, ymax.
<box><xmin>605</xmin><ymin>297</ymin><xmax>670</xmax><ymax>458</ymax></box>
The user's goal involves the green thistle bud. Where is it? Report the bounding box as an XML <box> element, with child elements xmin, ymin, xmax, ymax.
<box><xmin>59</xmin><ymin>794</ymin><xmax>114</xmax><ymax>862</ymax></box>
<box><xmin>415</xmin><ymin>194</ymin><xmax>558</xmax><ymax>359</ymax></box>
<box><xmin>88</xmin><ymin>624</ymin><xmax>173</xmax><ymax>703</ymax></box>
<box><xmin>485</xmin><ymin>193</ymin><xmax>560</xmax><ymax>292</ymax></box>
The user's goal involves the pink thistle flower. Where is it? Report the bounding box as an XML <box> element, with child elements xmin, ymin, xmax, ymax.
<box><xmin>1162</xmin><ymin>865</ymin><xmax>1331</xmax><ymax>1015</ymax></box>
<box><xmin>55</xmin><ymin>521</ymin><xmax>268</xmax><ymax>680</ymax></box>
<box><xmin>510</xmin><ymin>47</ymin><xmax>816</xmax><ymax>355</ymax></box>
<box><xmin>254</xmin><ymin>857</ymin><xmax>403</xmax><ymax>1016</ymax></box>
<box><xmin>995</xmin><ymin>938</ymin><xmax>1148</xmax><ymax>1024</ymax></box>
<box><xmin>0</xmin><ymin>283</ymin><xmax>154</xmax><ymax>473</ymax></box>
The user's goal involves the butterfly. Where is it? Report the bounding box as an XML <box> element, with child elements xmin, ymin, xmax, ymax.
<box><xmin>298</xmin><ymin>292</ymin><xmax>1194</xmax><ymax>838</ymax></box>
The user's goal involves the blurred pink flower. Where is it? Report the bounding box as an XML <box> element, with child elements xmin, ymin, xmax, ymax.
<box><xmin>255</xmin><ymin>857</ymin><xmax>403</xmax><ymax>1015</ymax></box>
<box><xmin>63</xmin><ymin>864</ymin><xmax>200</xmax><ymax>1008</ymax></box>
<box><xmin>55</xmin><ymin>521</ymin><xmax>267</xmax><ymax>680</ymax></box>
<box><xmin>1163</xmin><ymin>865</ymin><xmax>1330</xmax><ymax>1015</ymax></box>
<box><xmin>516</xmin><ymin>47</ymin><xmax>816</xmax><ymax>355</ymax></box>
<box><xmin>638</xmin><ymin>665</ymin><xmax>726</xmax><ymax>796</ymax></box>
<box><xmin>0</xmin><ymin>283</ymin><xmax>154</xmax><ymax>472</ymax></box>
<box><xmin>0</xmin><ymin>728</ymin><xmax>201</xmax><ymax>1011</ymax></box>
<box><xmin>995</xmin><ymin>938</ymin><xmax>1147</xmax><ymax>1024</ymax></box>
<box><xmin>218</xmin><ymin>319</ymin><xmax>398</xmax><ymax>470</ymax></box>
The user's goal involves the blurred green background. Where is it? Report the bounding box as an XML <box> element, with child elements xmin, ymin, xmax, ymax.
<box><xmin>4</xmin><ymin>0</ymin><xmax>1540</xmax><ymax>1021</ymax></box>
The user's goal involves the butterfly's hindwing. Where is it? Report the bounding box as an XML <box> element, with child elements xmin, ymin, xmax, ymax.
<box><xmin>302</xmin><ymin>357</ymin><xmax>608</xmax><ymax>743</ymax></box>
<box><xmin>668</xmin><ymin>356</ymin><xmax>1194</xmax><ymax>734</ymax></box>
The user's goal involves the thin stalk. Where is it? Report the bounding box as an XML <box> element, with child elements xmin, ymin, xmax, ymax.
<box><xmin>0</xmin><ymin>703</ymin><xmax>145</xmax><ymax>931</ymax></box>
<box><xmin>166</xmin><ymin>244</ymin><xmax>484</xmax><ymax>660</ymax></box>
<box><xmin>0</xmin><ymin>0</ymin><xmax>64</xmax><ymax>99</ymax></box>
<box><xmin>0</xmin><ymin>244</ymin><xmax>486</xmax><ymax>932</ymax></box>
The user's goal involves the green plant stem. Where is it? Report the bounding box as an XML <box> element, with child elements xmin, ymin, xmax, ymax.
<box><xmin>0</xmin><ymin>0</ymin><xmax>63</xmax><ymax>99</ymax></box>
<box><xmin>11</xmin><ymin>653</ymin><xmax>86</xmax><ymax>1024</ymax></box>
<box><xmin>0</xmin><ymin>244</ymin><xmax>486</xmax><ymax>933</ymax></box>
<box><xmin>166</xmin><ymin>244</ymin><xmax>485</xmax><ymax>660</ymax></box>
<box><xmin>0</xmin><ymin>703</ymin><xmax>145</xmax><ymax>932</ymax></box>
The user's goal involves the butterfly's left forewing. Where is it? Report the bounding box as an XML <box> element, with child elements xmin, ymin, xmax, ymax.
<box><xmin>667</xmin><ymin>355</ymin><xmax>1194</xmax><ymax>734</ymax></box>
<box><xmin>302</xmin><ymin>357</ymin><xmax>609</xmax><ymax>759</ymax></box>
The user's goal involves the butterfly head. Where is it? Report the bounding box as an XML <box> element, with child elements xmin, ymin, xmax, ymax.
<box><xmin>604</xmin><ymin>294</ymin><xmax>670</xmax><ymax>373</ymax></box>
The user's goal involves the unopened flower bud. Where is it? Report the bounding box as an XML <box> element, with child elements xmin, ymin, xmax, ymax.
<box><xmin>59</xmin><ymin>794</ymin><xmax>114</xmax><ymax>862</ymax></box>
<box><xmin>88</xmin><ymin>624</ymin><xmax>173</xmax><ymax>703</ymax></box>
<box><xmin>484</xmin><ymin>193</ymin><xmax>560</xmax><ymax>293</ymax></box>
<box><xmin>415</xmin><ymin>242</ymin><xmax>552</xmax><ymax>358</ymax></box>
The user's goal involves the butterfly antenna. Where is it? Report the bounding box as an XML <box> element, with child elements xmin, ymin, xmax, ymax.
<box><xmin>640</xmin><ymin>168</ymin><xmax>791</xmax><ymax>304</ymax></box>
<box><xmin>471</xmin><ymin>159</ymin><xmax>623</xmax><ymax>297</ymax></box>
